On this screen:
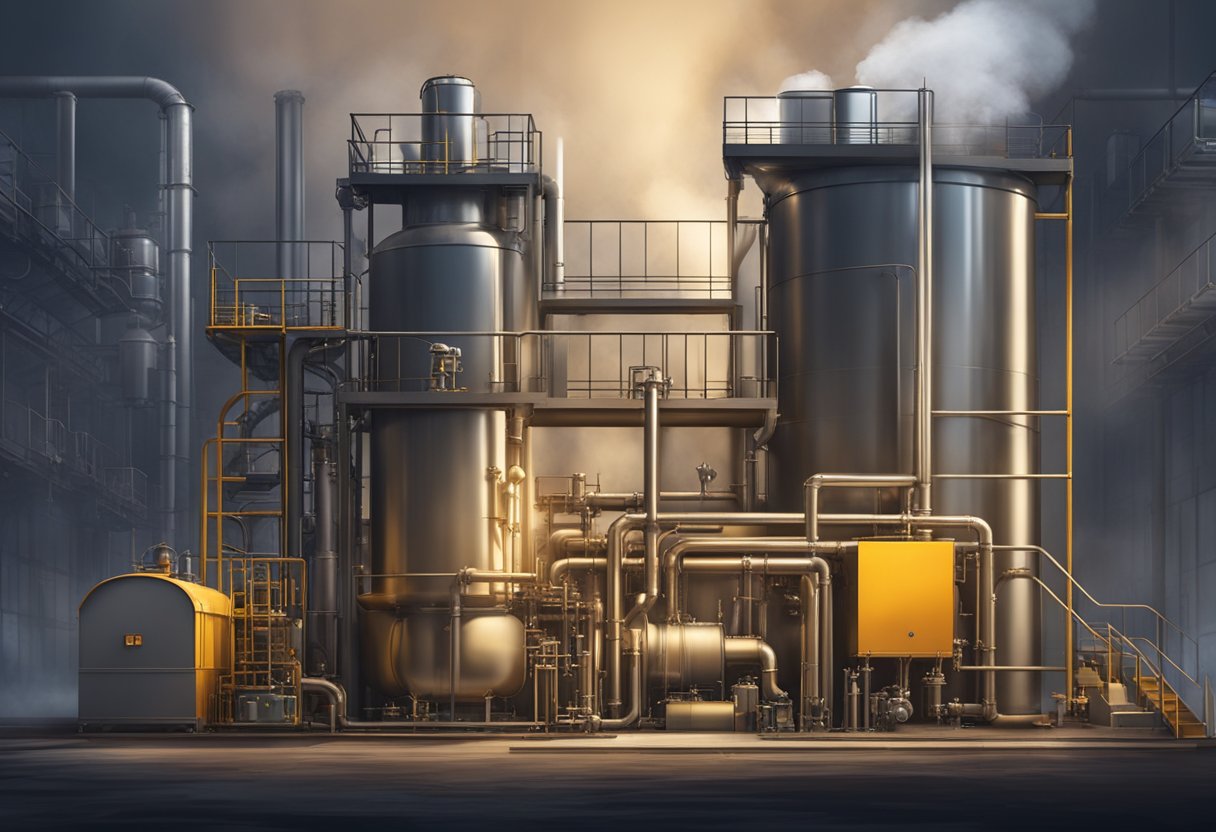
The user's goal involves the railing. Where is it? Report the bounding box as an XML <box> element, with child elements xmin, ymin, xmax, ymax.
<box><xmin>1005</xmin><ymin>543</ymin><xmax>1202</xmax><ymax>685</ymax></box>
<box><xmin>1104</xmin><ymin>71</ymin><xmax>1216</xmax><ymax>223</ymax></box>
<box><xmin>0</xmin><ymin>128</ymin><xmax>125</xmax><ymax>306</ymax></box>
<box><xmin>208</xmin><ymin>240</ymin><xmax>346</xmax><ymax>332</ymax></box>
<box><xmin>722</xmin><ymin>91</ymin><xmax>1070</xmax><ymax>159</ymax></box>
<box><xmin>1111</xmin><ymin>226</ymin><xmax>1216</xmax><ymax>364</ymax></box>
<box><xmin>1013</xmin><ymin>542</ymin><xmax>1208</xmax><ymax>735</ymax></box>
<box><xmin>348</xmin><ymin>113</ymin><xmax>541</xmax><ymax>175</ymax></box>
<box><xmin>104</xmin><ymin>466</ymin><xmax>148</xmax><ymax>510</ymax></box>
<box><xmin>348</xmin><ymin>329</ymin><xmax>776</xmax><ymax>400</ymax></box>
<box><xmin>552</xmin><ymin>220</ymin><xmax>735</xmax><ymax>299</ymax></box>
<box><xmin>0</xmin><ymin>399</ymin><xmax>147</xmax><ymax>513</ymax></box>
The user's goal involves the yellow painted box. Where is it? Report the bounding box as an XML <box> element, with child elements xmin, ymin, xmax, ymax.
<box><xmin>849</xmin><ymin>541</ymin><xmax>955</xmax><ymax>658</ymax></box>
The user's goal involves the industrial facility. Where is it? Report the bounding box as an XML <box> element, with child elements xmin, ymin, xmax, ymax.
<box><xmin>0</xmin><ymin>65</ymin><xmax>1177</xmax><ymax>739</ymax></box>
<box><xmin>4</xmin><ymin>2</ymin><xmax>1216</xmax><ymax>814</ymax></box>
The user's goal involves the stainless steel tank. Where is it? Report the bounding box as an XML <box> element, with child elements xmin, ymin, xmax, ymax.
<box><xmin>833</xmin><ymin>86</ymin><xmax>877</xmax><ymax>145</ymax></box>
<box><xmin>118</xmin><ymin>322</ymin><xmax>157</xmax><ymax>406</ymax></box>
<box><xmin>758</xmin><ymin>163</ymin><xmax>1041</xmax><ymax>714</ymax></box>
<box><xmin>421</xmin><ymin>76</ymin><xmax>480</xmax><ymax>171</ymax></box>
<box><xmin>362</xmin><ymin>120</ymin><xmax>534</xmax><ymax>700</ymax></box>
<box><xmin>778</xmin><ymin>90</ymin><xmax>833</xmax><ymax>145</ymax></box>
<box><xmin>109</xmin><ymin>227</ymin><xmax>160</xmax><ymax>313</ymax></box>
<box><xmin>362</xmin><ymin>609</ymin><xmax>526</xmax><ymax>699</ymax></box>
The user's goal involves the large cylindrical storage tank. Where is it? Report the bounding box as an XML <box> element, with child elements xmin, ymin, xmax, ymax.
<box><xmin>759</xmin><ymin>164</ymin><xmax>1041</xmax><ymax>715</ymax></box>
<box><xmin>362</xmin><ymin>187</ymin><xmax>529</xmax><ymax>702</ymax></box>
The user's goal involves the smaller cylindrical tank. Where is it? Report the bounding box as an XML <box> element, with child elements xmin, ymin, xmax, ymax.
<box><xmin>778</xmin><ymin>90</ymin><xmax>833</xmax><ymax>144</ymax></box>
<box><xmin>110</xmin><ymin>228</ymin><xmax>160</xmax><ymax>313</ymax></box>
<box><xmin>647</xmin><ymin>622</ymin><xmax>725</xmax><ymax>691</ymax></box>
<box><xmin>833</xmin><ymin>86</ymin><xmax>877</xmax><ymax>145</ymax></box>
<box><xmin>421</xmin><ymin>76</ymin><xmax>480</xmax><ymax>171</ymax></box>
<box><xmin>118</xmin><ymin>322</ymin><xmax>158</xmax><ymax>407</ymax></box>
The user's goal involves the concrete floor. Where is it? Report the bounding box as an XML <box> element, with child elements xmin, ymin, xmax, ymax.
<box><xmin>1</xmin><ymin>726</ymin><xmax>1213</xmax><ymax>830</ymax></box>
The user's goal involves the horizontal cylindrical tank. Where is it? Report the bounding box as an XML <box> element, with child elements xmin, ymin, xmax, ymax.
<box><xmin>759</xmin><ymin>163</ymin><xmax>1040</xmax><ymax>713</ymax></box>
<box><xmin>361</xmin><ymin>609</ymin><xmax>526</xmax><ymax>701</ymax></box>
<box><xmin>665</xmin><ymin>699</ymin><xmax>736</xmax><ymax>731</ymax></box>
<box><xmin>647</xmin><ymin>622</ymin><xmax>725</xmax><ymax>691</ymax></box>
<box><xmin>79</xmin><ymin>574</ymin><xmax>230</xmax><ymax>728</ymax></box>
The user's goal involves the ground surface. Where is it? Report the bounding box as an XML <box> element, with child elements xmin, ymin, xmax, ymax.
<box><xmin>1</xmin><ymin>723</ymin><xmax>1212</xmax><ymax>830</ymax></box>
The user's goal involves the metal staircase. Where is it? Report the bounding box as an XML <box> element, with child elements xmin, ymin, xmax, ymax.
<box><xmin>1027</xmin><ymin>545</ymin><xmax>1211</xmax><ymax>738</ymax></box>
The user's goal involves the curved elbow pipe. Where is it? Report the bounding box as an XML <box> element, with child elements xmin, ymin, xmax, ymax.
<box><xmin>725</xmin><ymin>636</ymin><xmax>788</xmax><ymax>702</ymax></box>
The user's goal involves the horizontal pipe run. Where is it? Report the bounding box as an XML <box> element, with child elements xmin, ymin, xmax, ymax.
<box><xmin>803</xmin><ymin>474</ymin><xmax>917</xmax><ymax>541</ymax></box>
<box><xmin>932</xmin><ymin>410</ymin><xmax>1069</xmax><ymax>416</ymax></box>
<box><xmin>586</xmin><ymin>491</ymin><xmax>739</xmax><ymax>509</ymax></box>
<box><xmin>956</xmin><ymin>666</ymin><xmax>1066</xmax><ymax>672</ymax></box>
<box><xmin>550</xmin><ymin>556</ymin><xmax>642</xmax><ymax>584</ymax></box>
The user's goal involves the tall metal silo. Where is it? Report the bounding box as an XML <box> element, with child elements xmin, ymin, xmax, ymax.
<box><xmin>359</xmin><ymin>76</ymin><xmax>531</xmax><ymax>703</ymax></box>
<box><xmin>734</xmin><ymin>92</ymin><xmax>1043</xmax><ymax>715</ymax></box>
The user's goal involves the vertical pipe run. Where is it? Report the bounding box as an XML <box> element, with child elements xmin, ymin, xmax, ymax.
<box><xmin>1064</xmin><ymin>134</ymin><xmax>1075</xmax><ymax>709</ymax></box>
<box><xmin>275</xmin><ymin>90</ymin><xmax>305</xmax><ymax>327</ymax></box>
<box><xmin>643</xmin><ymin>376</ymin><xmax>661</xmax><ymax>607</ymax></box>
<box><xmin>311</xmin><ymin>432</ymin><xmax>338</xmax><ymax>675</ymax></box>
<box><xmin>54</xmin><ymin>91</ymin><xmax>75</xmax><ymax>200</ymax></box>
<box><xmin>915</xmin><ymin>88</ymin><xmax>934</xmax><ymax>516</ymax></box>
<box><xmin>554</xmin><ymin>137</ymin><xmax>565</xmax><ymax>287</ymax></box>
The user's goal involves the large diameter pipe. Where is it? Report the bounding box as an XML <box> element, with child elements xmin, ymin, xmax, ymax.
<box><xmin>275</xmin><ymin>90</ymin><xmax>305</xmax><ymax>284</ymax></box>
<box><xmin>725</xmin><ymin>636</ymin><xmax>787</xmax><ymax>701</ymax></box>
<box><xmin>310</xmin><ymin>434</ymin><xmax>338</xmax><ymax>675</ymax></box>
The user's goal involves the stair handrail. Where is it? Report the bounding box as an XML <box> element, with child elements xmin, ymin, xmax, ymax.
<box><xmin>1108</xmin><ymin>623</ymin><xmax>1206</xmax><ymax>736</ymax></box>
<box><xmin>996</xmin><ymin>544</ymin><xmax>1199</xmax><ymax>668</ymax></box>
<box><xmin>1030</xmin><ymin>576</ymin><xmax>1178</xmax><ymax>730</ymax></box>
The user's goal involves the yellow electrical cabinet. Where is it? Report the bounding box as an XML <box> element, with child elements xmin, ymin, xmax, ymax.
<box><xmin>850</xmin><ymin>540</ymin><xmax>955</xmax><ymax>658</ymax></box>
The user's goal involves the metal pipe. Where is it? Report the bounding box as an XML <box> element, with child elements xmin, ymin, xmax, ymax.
<box><xmin>310</xmin><ymin>432</ymin><xmax>337</xmax><ymax>676</ymax></box>
<box><xmin>274</xmin><ymin>90</ymin><xmax>305</xmax><ymax>286</ymax></box>
<box><xmin>449</xmin><ymin>579</ymin><xmax>462</xmax><ymax>720</ymax></box>
<box><xmin>725</xmin><ymin>636</ymin><xmax>787</xmax><ymax>701</ymax></box>
<box><xmin>669</xmin><ymin>543</ymin><xmax>837</xmax><ymax>721</ymax></box>
<box><xmin>550</xmin><ymin>556</ymin><xmax>641</xmax><ymax>585</ymax></box>
<box><xmin>301</xmin><ymin>677</ymin><xmax>543</xmax><ymax>730</ymax></box>
<box><xmin>585</xmin><ymin>491</ymin><xmax>739</xmax><ymax>508</ymax></box>
<box><xmin>643</xmin><ymin>373</ymin><xmax>662</xmax><ymax>612</ymax></box>
<box><xmin>915</xmin><ymin>87</ymin><xmax>934</xmax><ymax>516</ymax></box>
<box><xmin>160</xmin><ymin>337</ymin><xmax>177</xmax><ymax>546</ymax></box>
<box><xmin>555</xmin><ymin>138</ymin><xmax>565</xmax><ymax>286</ymax></box>
<box><xmin>286</xmin><ymin>339</ymin><xmax>311</xmax><ymax>557</ymax></box>
<box><xmin>597</xmin><ymin>647</ymin><xmax>642</xmax><ymax>730</ymax></box>
<box><xmin>54</xmin><ymin>91</ymin><xmax>75</xmax><ymax>200</ymax></box>
<box><xmin>803</xmin><ymin>473</ymin><xmax>916</xmax><ymax>541</ymax></box>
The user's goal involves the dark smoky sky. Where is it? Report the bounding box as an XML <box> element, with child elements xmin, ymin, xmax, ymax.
<box><xmin>2</xmin><ymin>0</ymin><xmax>1210</xmax><ymax>249</ymax></box>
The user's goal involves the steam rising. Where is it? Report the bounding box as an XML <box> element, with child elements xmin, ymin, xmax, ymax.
<box><xmin>779</xmin><ymin>70</ymin><xmax>835</xmax><ymax>94</ymax></box>
<box><xmin>855</xmin><ymin>0</ymin><xmax>1096</xmax><ymax>122</ymax></box>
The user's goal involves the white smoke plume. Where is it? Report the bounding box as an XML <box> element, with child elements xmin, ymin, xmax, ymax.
<box><xmin>855</xmin><ymin>0</ymin><xmax>1097</xmax><ymax>122</ymax></box>
<box><xmin>779</xmin><ymin>70</ymin><xmax>835</xmax><ymax>94</ymax></box>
